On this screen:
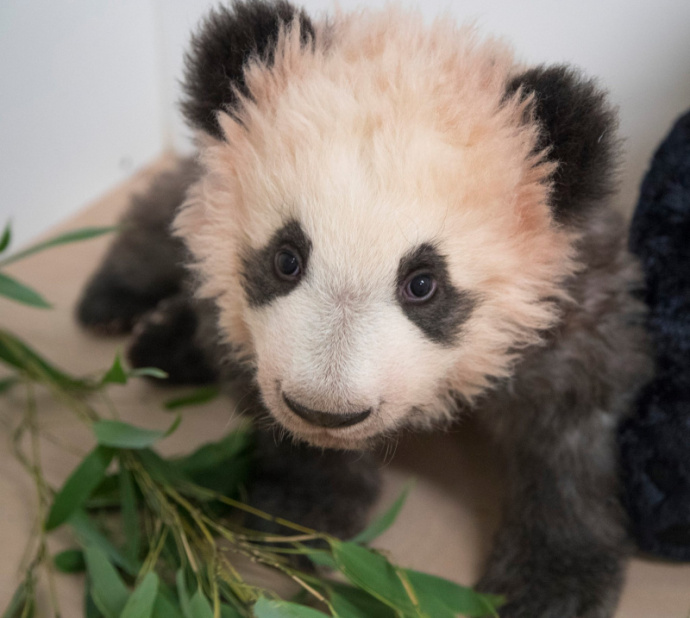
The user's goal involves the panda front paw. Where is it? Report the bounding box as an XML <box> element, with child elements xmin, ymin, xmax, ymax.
<box><xmin>246</xmin><ymin>432</ymin><xmax>381</xmax><ymax>541</ymax></box>
<box><xmin>77</xmin><ymin>275</ymin><xmax>166</xmax><ymax>335</ymax></box>
<box><xmin>127</xmin><ymin>295</ymin><xmax>217</xmax><ymax>385</ymax></box>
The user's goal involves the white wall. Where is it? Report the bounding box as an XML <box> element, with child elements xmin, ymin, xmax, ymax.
<box><xmin>0</xmin><ymin>1</ymin><xmax>164</xmax><ymax>247</ymax></box>
<box><xmin>159</xmin><ymin>0</ymin><xmax>690</xmax><ymax>215</ymax></box>
<box><xmin>2</xmin><ymin>1</ymin><xmax>690</xmax><ymax>248</ymax></box>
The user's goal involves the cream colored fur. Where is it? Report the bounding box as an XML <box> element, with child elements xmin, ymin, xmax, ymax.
<box><xmin>175</xmin><ymin>8</ymin><xmax>579</xmax><ymax>448</ymax></box>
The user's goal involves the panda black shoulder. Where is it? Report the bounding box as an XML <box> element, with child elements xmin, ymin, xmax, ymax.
<box><xmin>182</xmin><ymin>0</ymin><xmax>315</xmax><ymax>140</ymax></box>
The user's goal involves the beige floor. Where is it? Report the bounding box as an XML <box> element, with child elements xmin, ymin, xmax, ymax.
<box><xmin>1</xmin><ymin>155</ymin><xmax>689</xmax><ymax>617</ymax></box>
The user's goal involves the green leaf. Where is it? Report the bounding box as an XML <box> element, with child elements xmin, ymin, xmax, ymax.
<box><xmin>175</xmin><ymin>570</ymin><xmax>191</xmax><ymax>618</ymax></box>
<box><xmin>86</xmin><ymin>474</ymin><xmax>120</xmax><ymax>508</ymax></box>
<box><xmin>84</xmin><ymin>545</ymin><xmax>130</xmax><ymax>618</ymax></box>
<box><xmin>219</xmin><ymin>604</ymin><xmax>243</xmax><ymax>618</ymax></box>
<box><xmin>253</xmin><ymin>598</ymin><xmax>329</xmax><ymax>618</ymax></box>
<box><xmin>130</xmin><ymin>367</ymin><xmax>168</xmax><ymax>380</ymax></box>
<box><xmin>69</xmin><ymin>510</ymin><xmax>138</xmax><ymax>575</ymax></box>
<box><xmin>330</xmin><ymin>541</ymin><xmax>421</xmax><ymax>616</ymax></box>
<box><xmin>0</xmin><ymin>272</ymin><xmax>51</xmax><ymax>308</ymax></box>
<box><xmin>153</xmin><ymin>592</ymin><xmax>184</xmax><ymax>618</ymax></box>
<box><xmin>164</xmin><ymin>386</ymin><xmax>220</xmax><ymax>410</ymax></box>
<box><xmin>0</xmin><ymin>328</ymin><xmax>93</xmax><ymax>390</ymax></box>
<box><xmin>54</xmin><ymin>549</ymin><xmax>86</xmax><ymax>573</ymax></box>
<box><xmin>2</xmin><ymin>578</ymin><xmax>34</xmax><ymax>618</ymax></box>
<box><xmin>93</xmin><ymin>416</ymin><xmax>180</xmax><ymax>449</ymax></box>
<box><xmin>120</xmin><ymin>466</ymin><xmax>141</xmax><ymax>563</ymax></box>
<box><xmin>329</xmin><ymin>585</ymin><xmax>397</xmax><ymax>618</ymax></box>
<box><xmin>403</xmin><ymin>570</ymin><xmax>503</xmax><ymax>618</ymax></box>
<box><xmin>0</xmin><ymin>221</ymin><xmax>11</xmax><ymax>253</ymax></box>
<box><xmin>0</xmin><ymin>376</ymin><xmax>19</xmax><ymax>394</ymax></box>
<box><xmin>138</xmin><ymin>449</ymin><xmax>189</xmax><ymax>486</ymax></box>
<box><xmin>0</xmin><ymin>225</ymin><xmax>117</xmax><ymax>267</ymax></box>
<box><xmin>85</xmin><ymin>578</ymin><xmax>105</xmax><ymax>618</ymax></box>
<box><xmin>121</xmin><ymin>572</ymin><xmax>159</xmax><ymax>618</ymax></box>
<box><xmin>188</xmin><ymin>591</ymin><xmax>214</xmax><ymax>618</ymax></box>
<box><xmin>171</xmin><ymin>429</ymin><xmax>252</xmax><ymax>495</ymax></box>
<box><xmin>351</xmin><ymin>481</ymin><xmax>414</xmax><ymax>545</ymax></box>
<box><xmin>304</xmin><ymin>549</ymin><xmax>337</xmax><ymax>569</ymax></box>
<box><xmin>46</xmin><ymin>446</ymin><xmax>115</xmax><ymax>530</ymax></box>
<box><xmin>101</xmin><ymin>353</ymin><xmax>128</xmax><ymax>385</ymax></box>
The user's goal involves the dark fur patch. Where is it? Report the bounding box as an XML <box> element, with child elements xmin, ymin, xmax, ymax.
<box><xmin>247</xmin><ymin>428</ymin><xmax>381</xmax><ymax>539</ymax></box>
<box><xmin>76</xmin><ymin>158</ymin><xmax>198</xmax><ymax>334</ymax></box>
<box><xmin>127</xmin><ymin>295</ymin><xmax>218</xmax><ymax>385</ymax></box>
<box><xmin>182</xmin><ymin>0</ymin><xmax>314</xmax><ymax>139</ymax></box>
<box><xmin>241</xmin><ymin>219</ymin><xmax>312</xmax><ymax>307</ymax></box>
<box><xmin>507</xmin><ymin>65</ymin><xmax>619</xmax><ymax>224</ymax></box>
<box><xmin>396</xmin><ymin>243</ymin><xmax>477</xmax><ymax>345</ymax></box>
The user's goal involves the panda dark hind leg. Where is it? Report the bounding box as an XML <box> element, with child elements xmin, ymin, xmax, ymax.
<box><xmin>476</xmin><ymin>407</ymin><xmax>630</xmax><ymax>618</ymax></box>
<box><xmin>77</xmin><ymin>158</ymin><xmax>199</xmax><ymax>335</ymax></box>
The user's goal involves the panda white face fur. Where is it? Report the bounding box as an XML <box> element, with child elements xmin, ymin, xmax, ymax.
<box><xmin>175</xmin><ymin>8</ymin><xmax>579</xmax><ymax>449</ymax></box>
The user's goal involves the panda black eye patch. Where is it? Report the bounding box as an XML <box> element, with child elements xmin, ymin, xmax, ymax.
<box><xmin>241</xmin><ymin>219</ymin><xmax>311</xmax><ymax>307</ymax></box>
<box><xmin>396</xmin><ymin>243</ymin><xmax>477</xmax><ymax>345</ymax></box>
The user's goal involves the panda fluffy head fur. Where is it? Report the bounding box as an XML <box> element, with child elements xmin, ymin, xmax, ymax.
<box><xmin>175</xmin><ymin>1</ymin><xmax>618</xmax><ymax>449</ymax></box>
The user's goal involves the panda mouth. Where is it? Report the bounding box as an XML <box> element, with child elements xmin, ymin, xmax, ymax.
<box><xmin>281</xmin><ymin>393</ymin><xmax>372</xmax><ymax>429</ymax></box>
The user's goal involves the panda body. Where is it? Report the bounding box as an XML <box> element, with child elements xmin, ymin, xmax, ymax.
<box><xmin>78</xmin><ymin>3</ymin><xmax>652</xmax><ymax>616</ymax></box>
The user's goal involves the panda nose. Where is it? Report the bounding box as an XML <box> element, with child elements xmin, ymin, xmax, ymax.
<box><xmin>282</xmin><ymin>393</ymin><xmax>371</xmax><ymax>428</ymax></box>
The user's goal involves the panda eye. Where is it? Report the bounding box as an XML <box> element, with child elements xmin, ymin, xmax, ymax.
<box><xmin>402</xmin><ymin>272</ymin><xmax>437</xmax><ymax>303</ymax></box>
<box><xmin>274</xmin><ymin>247</ymin><xmax>302</xmax><ymax>280</ymax></box>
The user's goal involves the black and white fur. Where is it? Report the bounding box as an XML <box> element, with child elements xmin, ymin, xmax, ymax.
<box><xmin>78</xmin><ymin>3</ymin><xmax>652</xmax><ymax>616</ymax></box>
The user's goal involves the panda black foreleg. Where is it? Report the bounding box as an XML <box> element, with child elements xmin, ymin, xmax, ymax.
<box><xmin>477</xmin><ymin>413</ymin><xmax>629</xmax><ymax>618</ymax></box>
<box><xmin>77</xmin><ymin>158</ymin><xmax>198</xmax><ymax>335</ymax></box>
<box><xmin>245</xmin><ymin>429</ymin><xmax>381</xmax><ymax>545</ymax></box>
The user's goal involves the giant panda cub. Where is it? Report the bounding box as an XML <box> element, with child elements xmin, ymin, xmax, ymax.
<box><xmin>78</xmin><ymin>2</ymin><xmax>652</xmax><ymax>616</ymax></box>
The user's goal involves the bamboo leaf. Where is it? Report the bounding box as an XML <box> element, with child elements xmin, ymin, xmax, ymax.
<box><xmin>219</xmin><ymin>604</ymin><xmax>243</xmax><ymax>618</ymax></box>
<box><xmin>0</xmin><ymin>328</ymin><xmax>93</xmax><ymax>390</ymax></box>
<box><xmin>0</xmin><ymin>225</ymin><xmax>117</xmax><ymax>267</ymax></box>
<box><xmin>84</xmin><ymin>545</ymin><xmax>130</xmax><ymax>618</ymax></box>
<box><xmin>54</xmin><ymin>549</ymin><xmax>86</xmax><ymax>573</ymax></box>
<box><xmin>0</xmin><ymin>272</ymin><xmax>51</xmax><ymax>308</ymax></box>
<box><xmin>304</xmin><ymin>549</ymin><xmax>337</xmax><ymax>569</ymax></box>
<box><xmin>350</xmin><ymin>481</ymin><xmax>414</xmax><ymax>545</ymax></box>
<box><xmin>176</xmin><ymin>570</ymin><xmax>191</xmax><ymax>618</ymax></box>
<box><xmin>153</xmin><ymin>592</ymin><xmax>185</xmax><ymax>618</ymax></box>
<box><xmin>2</xmin><ymin>578</ymin><xmax>34</xmax><ymax>618</ymax></box>
<box><xmin>164</xmin><ymin>386</ymin><xmax>220</xmax><ymax>410</ymax></box>
<box><xmin>330</xmin><ymin>541</ymin><xmax>421</xmax><ymax>616</ymax></box>
<box><xmin>121</xmin><ymin>572</ymin><xmax>159</xmax><ymax>618</ymax></box>
<box><xmin>0</xmin><ymin>376</ymin><xmax>19</xmax><ymax>394</ymax></box>
<box><xmin>84</xmin><ymin>578</ymin><xmax>105</xmax><ymax>618</ymax></box>
<box><xmin>101</xmin><ymin>353</ymin><xmax>128</xmax><ymax>385</ymax></box>
<box><xmin>46</xmin><ymin>446</ymin><xmax>115</xmax><ymax>530</ymax></box>
<box><xmin>188</xmin><ymin>591</ymin><xmax>214</xmax><ymax>618</ymax></box>
<box><xmin>138</xmin><ymin>449</ymin><xmax>189</xmax><ymax>486</ymax></box>
<box><xmin>130</xmin><ymin>367</ymin><xmax>168</xmax><ymax>380</ymax></box>
<box><xmin>70</xmin><ymin>510</ymin><xmax>138</xmax><ymax>575</ymax></box>
<box><xmin>253</xmin><ymin>598</ymin><xmax>329</xmax><ymax>617</ymax></box>
<box><xmin>329</xmin><ymin>585</ymin><xmax>397</xmax><ymax>618</ymax></box>
<box><xmin>403</xmin><ymin>570</ymin><xmax>503</xmax><ymax>618</ymax></box>
<box><xmin>0</xmin><ymin>221</ymin><xmax>10</xmax><ymax>253</ymax></box>
<box><xmin>120</xmin><ymin>466</ymin><xmax>141</xmax><ymax>563</ymax></box>
<box><xmin>93</xmin><ymin>416</ymin><xmax>180</xmax><ymax>449</ymax></box>
<box><xmin>170</xmin><ymin>429</ymin><xmax>252</xmax><ymax>495</ymax></box>
<box><xmin>86</xmin><ymin>474</ymin><xmax>120</xmax><ymax>509</ymax></box>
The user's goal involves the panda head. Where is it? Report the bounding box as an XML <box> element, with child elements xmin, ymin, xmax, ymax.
<box><xmin>175</xmin><ymin>1</ymin><xmax>618</xmax><ymax>449</ymax></box>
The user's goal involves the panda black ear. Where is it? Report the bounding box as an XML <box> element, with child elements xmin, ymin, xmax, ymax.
<box><xmin>182</xmin><ymin>0</ymin><xmax>314</xmax><ymax>140</ymax></box>
<box><xmin>507</xmin><ymin>66</ymin><xmax>619</xmax><ymax>224</ymax></box>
